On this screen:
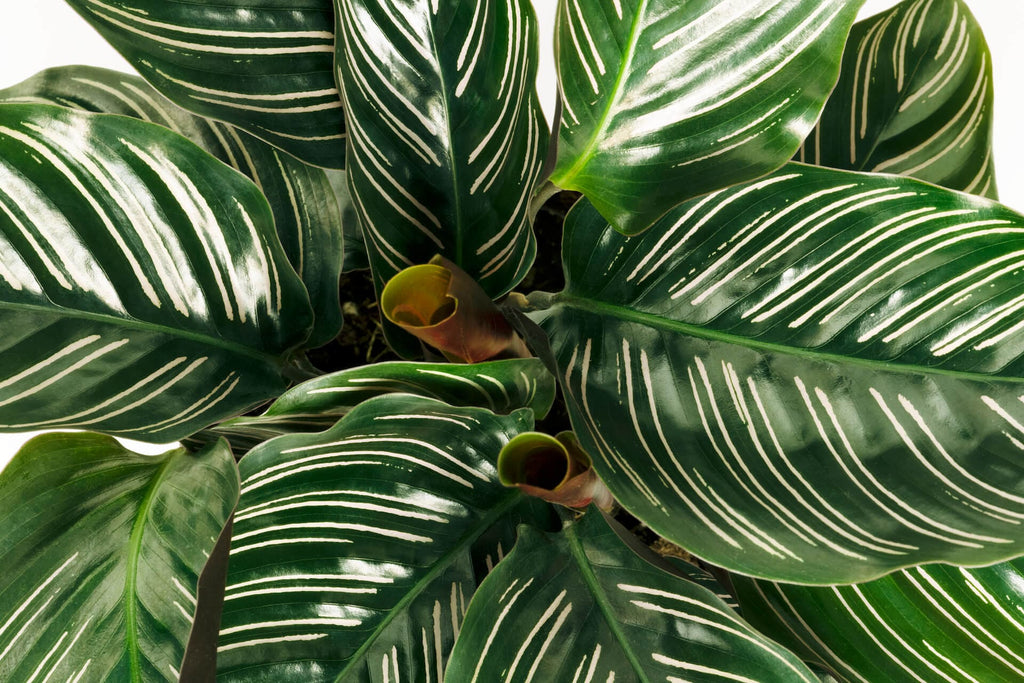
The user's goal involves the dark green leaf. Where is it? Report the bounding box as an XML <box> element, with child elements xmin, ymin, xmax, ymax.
<box><xmin>326</xmin><ymin>168</ymin><xmax>369</xmax><ymax>273</ymax></box>
<box><xmin>189</xmin><ymin>358</ymin><xmax>556</xmax><ymax>454</ymax></box>
<box><xmin>63</xmin><ymin>0</ymin><xmax>345</xmax><ymax>167</ymax></box>
<box><xmin>536</xmin><ymin>163</ymin><xmax>1024</xmax><ymax>583</ymax></box>
<box><xmin>0</xmin><ymin>65</ymin><xmax>344</xmax><ymax>348</ymax></box>
<box><xmin>800</xmin><ymin>0</ymin><xmax>997</xmax><ymax>198</ymax></box>
<box><xmin>445</xmin><ymin>510</ymin><xmax>815</xmax><ymax>682</ymax></box>
<box><xmin>733</xmin><ymin>558</ymin><xmax>1024</xmax><ymax>682</ymax></box>
<box><xmin>0</xmin><ymin>103</ymin><xmax>312</xmax><ymax>441</ymax></box>
<box><xmin>334</xmin><ymin>0</ymin><xmax>549</xmax><ymax>304</ymax></box>
<box><xmin>550</xmin><ymin>0</ymin><xmax>863</xmax><ymax>235</ymax></box>
<box><xmin>0</xmin><ymin>433</ymin><xmax>238</xmax><ymax>682</ymax></box>
<box><xmin>216</xmin><ymin>394</ymin><xmax>541</xmax><ymax>681</ymax></box>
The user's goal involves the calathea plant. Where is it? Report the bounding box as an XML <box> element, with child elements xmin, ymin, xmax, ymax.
<box><xmin>0</xmin><ymin>0</ymin><xmax>1019</xmax><ymax>680</ymax></box>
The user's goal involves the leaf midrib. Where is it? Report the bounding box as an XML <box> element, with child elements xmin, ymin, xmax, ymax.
<box><xmin>124</xmin><ymin>453</ymin><xmax>177</xmax><ymax>681</ymax></box>
<box><xmin>564</xmin><ymin>522</ymin><xmax>651</xmax><ymax>682</ymax></box>
<box><xmin>556</xmin><ymin>293</ymin><xmax>1024</xmax><ymax>385</ymax></box>
<box><xmin>551</xmin><ymin>0</ymin><xmax>647</xmax><ymax>188</ymax></box>
<box><xmin>334</xmin><ymin>491</ymin><xmax>523</xmax><ymax>682</ymax></box>
<box><xmin>0</xmin><ymin>300</ymin><xmax>282</xmax><ymax>366</ymax></box>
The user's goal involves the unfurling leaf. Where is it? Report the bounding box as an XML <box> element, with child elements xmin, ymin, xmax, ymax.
<box><xmin>382</xmin><ymin>256</ymin><xmax>531</xmax><ymax>363</ymax></box>
<box><xmin>498</xmin><ymin>431</ymin><xmax>613</xmax><ymax>509</ymax></box>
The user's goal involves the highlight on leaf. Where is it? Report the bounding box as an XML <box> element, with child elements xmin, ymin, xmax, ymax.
<box><xmin>498</xmin><ymin>431</ymin><xmax>613</xmax><ymax>509</ymax></box>
<box><xmin>381</xmin><ymin>255</ymin><xmax>531</xmax><ymax>363</ymax></box>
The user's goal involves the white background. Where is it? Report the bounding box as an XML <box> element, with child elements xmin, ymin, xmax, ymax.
<box><xmin>0</xmin><ymin>0</ymin><xmax>1022</xmax><ymax>469</ymax></box>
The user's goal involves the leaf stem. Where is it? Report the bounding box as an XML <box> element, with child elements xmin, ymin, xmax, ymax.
<box><xmin>282</xmin><ymin>354</ymin><xmax>322</xmax><ymax>383</ymax></box>
<box><xmin>529</xmin><ymin>180</ymin><xmax>563</xmax><ymax>223</ymax></box>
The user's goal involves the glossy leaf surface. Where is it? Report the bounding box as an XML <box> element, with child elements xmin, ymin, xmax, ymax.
<box><xmin>217</xmin><ymin>394</ymin><xmax>541</xmax><ymax>681</ymax></box>
<box><xmin>733</xmin><ymin>558</ymin><xmax>1024</xmax><ymax>682</ymax></box>
<box><xmin>0</xmin><ymin>66</ymin><xmax>344</xmax><ymax>347</ymax></box>
<box><xmin>189</xmin><ymin>358</ymin><xmax>555</xmax><ymax>454</ymax></box>
<box><xmin>334</xmin><ymin>0</ymin><xmax>549</xmax><ymax>302</ymax></box>
<box><xmin>445</xmin><ymin>510</ymin><xmax>815</xmax><ymax>682</ymax></box>
<box><xmin>326</xmin><ymin>168</ymin><xmax>369</xmax><ymax>273</ymax></box>
<box><xmin>64</xmin><ymin>0</ymin><xmax>345</xmax><ymax>167</ymax></box>
<box><xmin>0</xmin><ymin>104</ymin><xmax>312</xmax><ymax>441</ymax></box>
<box><xmin>800</xmin><ymin>0</ymin><xmax>997</xmax><ymax>198</ymax></box>
<box><xmin>537</xmin><ymin>164</ymin><xmax>1024</xmax><ymax>583</ymax></box>
<box><xmin>550</xmin><ymin>0</ymin><xmax>862</xmax><ymax>235</ymax></box>
<box><xmin>0</xmin><ymin>433</ymin><xmax>238</xmax><ymax>682</ymax></box>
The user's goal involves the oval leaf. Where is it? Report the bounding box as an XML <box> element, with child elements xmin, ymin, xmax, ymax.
<box><xmin>733</xmin><ymin>558</ymin><xmax>1024</xmax><ymax>682</ymax></box>
<box><xmin>537</xmin><ymin>163</ymin><xmax>1024</xmax><ymax>583</ymax></box>
<box><xmin>550</xmin><ymin>0</ymin><xmax>862</xmax><ymax>235</ymax></box>
<box><xmin>216</xmin><ymin>394</ymin><xmax>546</xmax><ymax>681</ymax></box>
<box><xmin>800</xmin><ymin>0</ymin><xmax>997</xmax><ymax>198</ymax></box>
<box><xmin>0</xmin><ymin>65</ymin><xmax>344</xmax><ymax>347</ymax></box>
<box><xmin>0</xmin><ymin>433</ymin><xmax>238</xmax><ymax>682</ymax></box>
<box><xmin>334</xmin><ymin>0</ymin><xmax>549</xmax><ymax>303</ymax></box>
<box><xmin>63</xmin><ymin>0</ymin><xmax>345</xmax><ymax>167</ymax></box>
<box><xmin>0</xmin><ymin>103</ymin><xmax>312</xmax><ymax>441</ymax></box>
<box><xmin>445</xmin><ymin>510</ymin><xmax>815</xmax><ymax>682</ymax></box>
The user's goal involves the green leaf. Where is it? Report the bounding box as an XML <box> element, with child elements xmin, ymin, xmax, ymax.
<box><xmin>188</xmin><ymin>358</ymin><xmax>557</xmax><ymax>454</ymax></box>
<box><xmin>0</xmin><ymin>433</ymin><xmax>238</xmax><ymax>682</ymax></box>
<box><xmin>549</xmin><ymin>0</ymin><xmax>863</xmax><ymax>235</ymax></box>
<box><xmin>216</xmin><ymin>394</ymin><xmax>544</xmax><ymax>681</ymax></box>
<box><xmin>0</xmin><ymin>65</ymin><xmax>345</xmax><ymax>348</ymax></box>
<box><xmin>326</xmin><ymin>168</ymin><xmax>370</xmax><ymax>273</ymax></box>
<box><xmin>63</xmin><ymin>0</ymin><xmax>345</xmax><ymax>168</ymax></box>
<box><xmin>445</xmin><ymin>510</ymin><xmax>815</xmax><ymax>682</ymax></box>
<box><xmin>0</xmin><ymin>103</ymin><xmax>313</xmax><ymax>441</ymax></box>
<box><xmin>732</xmin><ymin>558</ymin><xmax>1024</xmax><ymax>682</ymax></box>
<box><xmin>536</xmin><ymin>163</ymin><xmax>1024</xmax><ymax>584</ymax></box>
<box><xmin>799</xmin><ymin>0</ymin><xmax>997</xmax><ymax>199</ymax></box>
<box><xmin>334</xmin><ymin>0</ymin><xmax>550</xmax><ymax>302</ymax></box>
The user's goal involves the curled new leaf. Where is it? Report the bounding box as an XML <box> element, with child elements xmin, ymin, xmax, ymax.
<box><xmin>382</xmin><ymin>256</ymin><xmax>531</xmax><ymax>363</ymax></box>
<box><xmin>498</xmin><ymin>431</ymin><xmax>613</xmax><ymax>509</ymax></box>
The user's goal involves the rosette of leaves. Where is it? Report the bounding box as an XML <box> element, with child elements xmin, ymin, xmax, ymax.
<box><xmin>1</xmin><ymin>0</ymin><xmax>1021</xmax><ymax>681</ymax></box>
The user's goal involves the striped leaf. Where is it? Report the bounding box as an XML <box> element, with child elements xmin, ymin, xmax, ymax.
<box><xmin>0</xmin><ymin>433</ymin><xmax>238</xmax><ymax>682</ymax></box>
<box><xmin>216</xmin><ymin>394</ymin><xmax>546</xmax><ymax>681</ymax></box>
<box><xmin>549</xmin><ymin>0</ymin><xmax>862</xmax><ymax>235</ymax></box>
<box><xmin>0</xmin><ymin>103</ymin><xmax>313</xmax><ymax>441</ymax></box>
<box><xmin>535</xmin><ymin>163</ymin><xmax>1024</xmax><ymax>584</ymax></box>
<box><xmin>189</xmin><ymin>358</ymin><xmax>556</xmax><ymax>454</ymax></box>
<box><xmin>63</xmin><ymin>0</ymin><xmax>345</xmax><ymax>167</ymax></box>
<box><xmin>0</xmin><ymin>65</ymin><xmax>344</xmax><ymax>347</ymax></box>
<box><xmin>799</xmin><ymin>0</ymin><xmax>997</xmax><ymax>199</ymax></box>
<box><xmin>732</xmin><ymin>558</ymin><xmax>1024</xmax><ymax>682</ymax></box>
<box><xmin>334</xmin><ymin>0</ymin><xmax>549</xmax><ymax>305</ymax></box>
<box><xmin>445</xmin><ymin>510</ymin><xmax>815</xmax><ymax>682</ymax></box>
